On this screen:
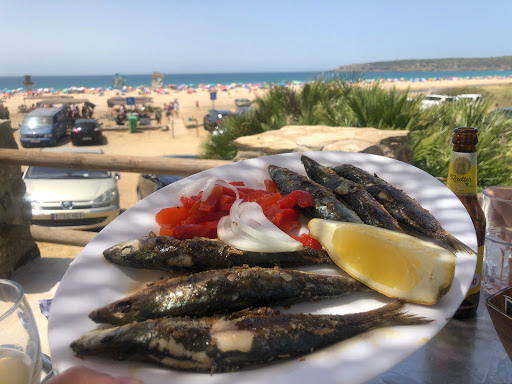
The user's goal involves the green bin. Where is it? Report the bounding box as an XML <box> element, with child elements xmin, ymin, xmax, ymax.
<box><xmin>128</xmin><ymin>115</ymin><xmax>138</xmax><ymax>133</ymax></box>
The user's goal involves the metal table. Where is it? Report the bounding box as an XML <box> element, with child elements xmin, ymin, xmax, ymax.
<box><xmin>369</xmin><ymin>295</ymin><xmax>512</xmax><ymax>384</ymax></box>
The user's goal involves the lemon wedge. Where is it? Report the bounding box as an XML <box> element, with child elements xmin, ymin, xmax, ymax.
<box><xmin>308</xmin><ymin>219</ymin><xmax>455</xmax><ymax>305</ymax></box>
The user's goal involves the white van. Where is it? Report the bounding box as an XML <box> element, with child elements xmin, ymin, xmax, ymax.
<box><xmin>420</xmin><ymin>94</ymin><xmax>455</xmax><ymax>109</ymax></box>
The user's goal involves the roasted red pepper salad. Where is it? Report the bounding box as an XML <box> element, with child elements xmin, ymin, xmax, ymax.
<box><xmin>155</xmin><ymin>177</ymin><xmax>322</xmax><ymax>251</ymax></box>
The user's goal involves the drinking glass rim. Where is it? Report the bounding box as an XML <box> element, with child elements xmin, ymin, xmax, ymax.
<box><xmin>0</xmin><ymin>279</ymin><xmax>24</xmax><ymax>322</ymax></box>
<box><xmin>482</xmin><ymin>186</ymin><xmax>512</xmax><ymax>203</ymax></box>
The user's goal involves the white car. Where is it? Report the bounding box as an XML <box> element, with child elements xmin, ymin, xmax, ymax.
<box><xmin>23</xmin><ymin>148</ymin><xmax>120</xmax><ymax>230</ymax></box>
<box><xmin>420</xmin><ymin>94</ymin><xmax>455</xmax><ymax>109</ymax></box>
<box><xmin>456</xmin><ymin>94</ymin><xmax>482</xmax><ymax>103</ymax></box>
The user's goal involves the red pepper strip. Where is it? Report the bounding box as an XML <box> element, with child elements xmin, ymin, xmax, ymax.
<box><xmin>199</xmin><ymin>186</ymin><xmax>224</xmax><ymax>214</ymax></box>
<box><xmin>236</xmin><ymin>187</ymin><xmax>259</xmax><ymax>195</ymax></box>
<box><xmin>292</xmin><ymin>233</ymin><xmax>323</xmax><ymax>250</ymax></box>
<box><xmin>155</xmin><ymin>206</ymin><xmax>190</xmax><ymax>227</ymax></box>
<box><xmin>172</xmin><ymin>221</ymin><xmax>219</xmax><ymax>239</ymax></box>
<box><xmin>257</xmin><ymin>193</ymin><xmax>282</xmax><ymax>210</ymax></box>
<box><xmin>278</xmin><ymin>190</ymin><xmax>315</xmax><ymax>209</ymax></box>
<box><xmin>221</xmin><ymin>186</ymin><xmax>239</xmax><ymax>197</ymax></box>
<box><xmin>180</xmin><ymin>196</ymin><xmax>196</xmax><ymax>209</ymax></box>
<box><xmin>183</xmin><ymin>210</ymin><xmax>230</xmax><ymax>225</ymax></box>
<box><xmin>278</xmin><ymin>220</ymin><xmax>301</xmax><ymax>234</ymax></box>
<box><xmin>244</xmin><ymin>190</ymin><xmax>274</xmax><ymax>202</ymax></box>
<box><xmin>264</xmin><ymin>179</ymin><xmax>279</xmax><ymax>193</ymax></box>
<box><xmin>264</xmin><ymin>205</ymin><xmax>300</xmax><ymax>226</ymax></box>
<box><xmin>159</xmin><ymin>227</ymin><xmax>174</xmax><ymax>236</ymax></box>
<box><xmin>229</xmin><ymin>181</ymin><xmax>245</xmax><ymax>186</ymax></box>
<box><xmin>217</xmin><ymin>194</ymin><xmax>235</xmax><ymax>211</ymax></box>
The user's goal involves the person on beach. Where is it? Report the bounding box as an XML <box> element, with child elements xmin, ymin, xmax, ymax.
<box><xmin>196</xmin><ymin>100</ymin><xmax>199</xmax><ymax>108</ymax></box>
<box><xmin>165</xmin><ymin>103</ymin><xmax>171</xmax><ymax>121</ymax></box>
<box><xmin>155</xmin><ymin>107</ymin><xmax>162</xmax><ymax>124</ymax></box>
<box><xmin>173</xmin><ymin>99</ymin><xmax>180</xmax><ymax>118</ymax></box>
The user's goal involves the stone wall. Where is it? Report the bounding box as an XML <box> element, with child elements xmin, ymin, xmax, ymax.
<box><xmin>0</xmin><ymin>119</ymin><xmax>39</xmax><ymax>278</ymax></box>
<box><xmin>233</xmin><ymin>125</ymin><xmax>412</xmax><ymax>163</ymax></box>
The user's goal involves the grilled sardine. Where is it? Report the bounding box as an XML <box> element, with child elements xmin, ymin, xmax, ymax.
<box><xmin>268</xmin><ymin>165</ymin><xmax>362</xmax><ymax>223</ymax></box>
<box><xmin>334</xmin><ymin>164</ymin><xmax>472</xmax><ymax>253</ymax></box>
<box><xmin>301</xmin><ymin>155</ymin><xmax>403</xmax><ymax>232</ymax></box>
<box><xmin>89</xmin><ymin>266</ymin><xmax>371</xmax><ymax>325</ymax></box>
<box><xmin>103</xmin><ymin>234</ymin><xmax>333</xmax><ymax>272</ymax></box>
<box><xmin>72</xmin><ymin>301</ymin><xmax>431</xmax><ymax>372</ymax></box>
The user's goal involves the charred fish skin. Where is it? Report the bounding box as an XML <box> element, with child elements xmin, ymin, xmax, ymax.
<box><xmin>333</xmin><ymin>164</ymin><xmax>472</xmax><ymax>253</ymax></box>
<box><xmin>71</xmin><ymin>315</ymin><xmax>216</xmax><ymax>371</ymax></box>
<box><xmin>72</xmin><ymin>301</ymin><xmax>431</xmax><ymax>372</ymax></box>
<box><xmin>103</xmin><ymin>235</ymin><xmax>333</xmax><ymax>273</ymax></box>
<box><xmin>301</xmin><ymin>155</ymin><xmax>403</xmax><ymax>232</ymax></box>
<box><xmin>89</xmin><ymin>266</ymin><xmax>371</xmax><ymax>325</ymax></box>
<box><xmin>267</xmin><ymin>165</ymin><xmax>363</xmax><ymax>223</ymax></box>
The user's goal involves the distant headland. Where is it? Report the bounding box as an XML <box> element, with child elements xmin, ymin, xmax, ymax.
<box><xmin>333</xmin><ymin>56</ymin><xmax>512</xmax><ymax>72</ymax></box>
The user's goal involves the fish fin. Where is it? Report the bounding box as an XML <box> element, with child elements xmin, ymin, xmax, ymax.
<box><xmin>444</xmin><ymin>234</ymin><xmax>474</xmax><ymax>255</ymax></box>
<box><xmin>370</xmin><ymin>301</ymin><xmax>432</xmax><ymax>327</ymax></box>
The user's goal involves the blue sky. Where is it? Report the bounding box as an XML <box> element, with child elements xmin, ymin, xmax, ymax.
<box><xmin>1</xmin><ymin>0</ymin><xmax>511</xmax><ymax>76</ymax></box>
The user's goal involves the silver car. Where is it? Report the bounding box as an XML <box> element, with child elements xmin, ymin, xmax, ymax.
<box><xmin>23</xmin><ymin>148</ymin><xmax>120</xmax><ymax>230</ymax></box>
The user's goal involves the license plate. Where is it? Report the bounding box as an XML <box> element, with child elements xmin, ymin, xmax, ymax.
<box><xmin>82</xmin><ymin>137</ymin><xmax>93</xmax><ymax>141</ymax></box>
<box><xmin>51</xmin><ymin>212</ymin><xmax>85</xmax><ymax>220</ymax></box>
<box><xmin>31</xmin><ymin>140</ymin><xmax>40</xmax><ymax>143</ymax></box>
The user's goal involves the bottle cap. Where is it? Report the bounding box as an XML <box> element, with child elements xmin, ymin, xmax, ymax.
<box><xmin>453</xmin><ymin>127</ymin><xmax>478</xmax><ymax>144</ymax></box>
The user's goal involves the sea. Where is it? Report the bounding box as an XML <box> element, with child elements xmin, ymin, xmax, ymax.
<box><xmin>1</xmin><ymin>70</ymin><xmax>512</xmax><ymax>91</ymax></box>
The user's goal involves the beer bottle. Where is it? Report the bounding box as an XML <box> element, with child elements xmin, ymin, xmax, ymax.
<box><xmin>446</xmin><ymin>127</ymin><xmax>486</xmax><ymax>318</ymax></box>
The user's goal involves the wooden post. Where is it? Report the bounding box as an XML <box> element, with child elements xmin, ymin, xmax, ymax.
<box><xmin>171</xmin><ymin>119</ymin><xmax>175</xmax><ymax>138</ymax></box>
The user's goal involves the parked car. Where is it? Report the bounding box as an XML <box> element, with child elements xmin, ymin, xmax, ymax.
<box><xmin>420</xmin><ymin>94</ymin><xmax>455</xmax><ymax>109</ymax></box>
<box><xmin>456</xmin><ymin>94</ymin><xmax>482</xmax><ymax>104</ymax></box>
<box><xmin>71</xmin><ymin>118</ymin><xmax>103</xmax><ymax>145</ymax></box>
<box><xmin>23</xmin><ymin>148</ymin><xmax>120</xmax><ymax>230</ymax></box>
<box><xmin>203</xmin><ymin>109</ymin><xmax>233</xmax><ymax>132</ymax></box>
<box><xmin>19</xmin><ymin>106</ymin><xmax>68</xmax><ymax>147</ymax></box>
<box><xmin>234</xmin><ymin>98</ymin><xmax>252</xmax><ymax>115</ymax></box>
<box><xmin>136</xmin><ymin>155</ymin><xmax>199</xmax><ymax>200</ymax></box>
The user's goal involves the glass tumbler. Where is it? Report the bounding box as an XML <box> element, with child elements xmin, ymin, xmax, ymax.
<box><xmin>0</xmin><ymin>279</ymin><xmax>42</xmax><ymax>384</ymax></box>
<box><xmin>482</xmin><ymin>186</ymin><xmax>512</xmax><ymax>295</ymax></box>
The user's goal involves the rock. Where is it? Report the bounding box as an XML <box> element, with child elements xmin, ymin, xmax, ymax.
<box><xmin>233</xmin><ymin>126</ymin><xmax>412</xmax><ymax>163</ymax></box>
<box><xmin>0</xmin><ymin>119</ymin><xmax>40</xmax><ymax>278</ymax></box>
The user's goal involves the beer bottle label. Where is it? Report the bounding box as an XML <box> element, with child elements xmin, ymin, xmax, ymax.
<box><xmin>447</xmin><ymin>151</ymin><xmax>477</xmax><ymax>196</ymax></box>
<box><xmin>466</xmin><ymin>244</ymin><xmax>484</xmax><ymax>297</ymax></box>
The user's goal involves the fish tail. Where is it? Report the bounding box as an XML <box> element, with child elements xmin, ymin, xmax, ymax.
<box><xmin>367</xmin><ymin>301</ymin><xmax>432</xmax><ymax>327</ymax></box>
<box><xmin>443</xmin><ymin>234</ymin><xmax>474</xmax><ymax>255</ymax></box>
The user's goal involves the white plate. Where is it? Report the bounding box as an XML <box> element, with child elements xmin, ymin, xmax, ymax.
<box><xmin>48</xmin><ymin>152</ymin><xmax>477</xmax><ymax>384</ymax></box>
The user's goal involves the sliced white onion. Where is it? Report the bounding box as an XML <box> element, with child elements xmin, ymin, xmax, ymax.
<box><xmin>218</xmin><ymin>199</ymin><xmax>303</xmax><ymax>252</ymax></box>
<box><xmin>177</xmin><ymin>176</ymin><xmax>218</xmax><ymax>199</ymax></box>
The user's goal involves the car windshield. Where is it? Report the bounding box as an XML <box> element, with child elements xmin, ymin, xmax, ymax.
<box><xmin>25</xmin><ymin>166</ymin><xmax>110</xmax><ymax>179</ymax></box>
<box><xmin>23</xmin><ymin>116</ymin><xmax>52</xmax><ymax>127</ymax></box>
